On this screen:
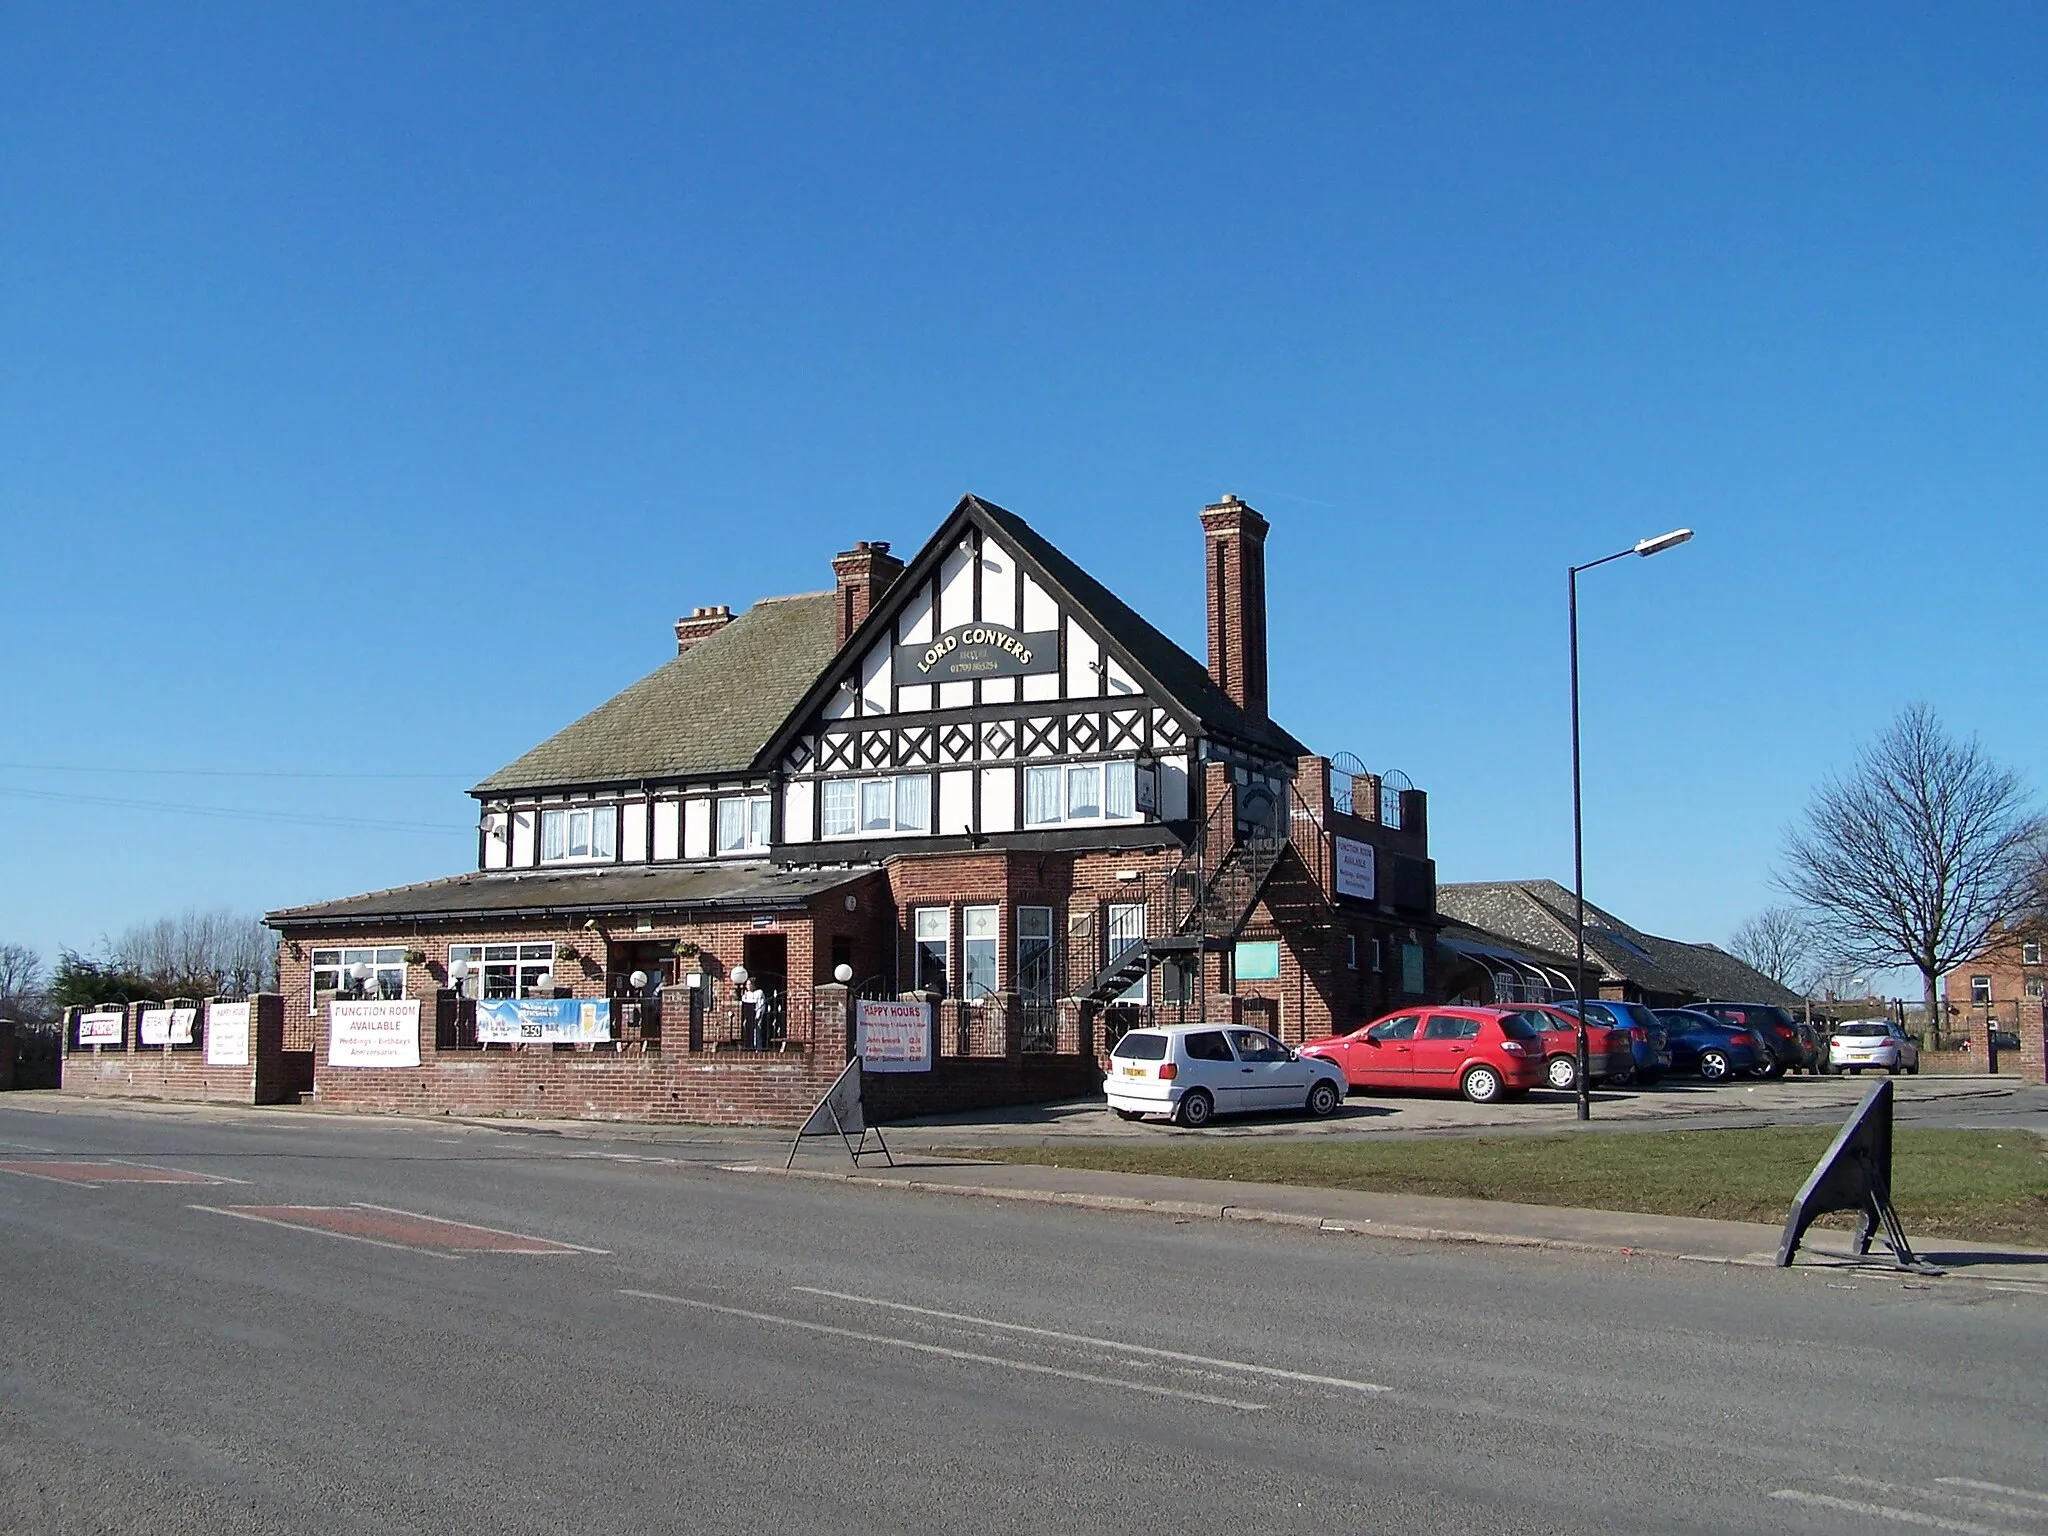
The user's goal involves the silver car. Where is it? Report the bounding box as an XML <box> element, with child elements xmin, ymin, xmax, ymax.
<box><xmin>1826</xmin><ymin>1020</ymin><xmax>1919</xmax><ymax>1076</ymax></box>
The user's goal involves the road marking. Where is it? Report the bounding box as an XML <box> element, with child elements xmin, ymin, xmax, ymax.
<box><xmin>621</xmin><ymin>1289</ymin><xmax>1271</xmax><ymax>1411</ymax></box>
<box><xmin>1940</xmin><ymin>1481</ymin><xmax>2048</xmax><ymax>1508</ymax></box>
<box><xmin>192</xmin><ymin>1203</ymin><xmax>607</xmax><ymax>1255</ymax></box>
<box><xmin>0</xmin><ymin>1160</ymin><xmax>240</xmax><ymax>1187</ymax></box>
<box><xmin>792</xmin><ymin>1286</ymin><xmax>1391</xmax><ymax>1395</ymax></box>
<box><xmin>1770</xmin><ymin>1489</ymin><xmax>2017</xmax><ymax>1534</ymax></box>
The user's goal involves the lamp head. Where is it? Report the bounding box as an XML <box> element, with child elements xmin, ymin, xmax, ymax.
<box><xmin>1633</xmin><ymin>528</ymin><xmax>1694</xmax><ymax>557</ymax></box>
<box><xmin>535</xmin><ymin>970</ymin><xmax>554</xmax><ymax>993</ymax></box>
<box><xmin>629</xmin><ymin>969</ymin><xmax>648</xmax><ymax>990</ymax></box>
<box><xmin>834</xmin><ymin>963</ymin><xmax>854</xmax><ymax>984</ymax></box>
<box><xmin>730</xmin><ymin>965</ymin><xmax>749</xmax><ymax>986</ymax></box>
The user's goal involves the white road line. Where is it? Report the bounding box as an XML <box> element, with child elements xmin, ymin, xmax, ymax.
<box><xmin>792</xmin><ymin>1286</ymin><xmax>1392</xmax><ymax>1395</ymax></box>
<box><xmin>347</xmin><ymin>1203</ymin><xmax>610</xmax><ymax>1253</ymax></box>
<box><xmin>190</xmin><ymin>1205</ymin><xmax>462</xmax><ymax>1260</ymax></box>
<box><xmin>621</xmin><ymin>1289</ymin><xmax>1271</xmax><ymax>1411</ymax></box>
<box><xmin>1830</xmin><ymin>1475</ymin><xmax>2048</xmax><ymax>1523</ymax></box>
<box><xmin>1771</xmin><ymin>1489</ymin><xmax>2017</xmax><ymax>1534</ymax></box>
<box><xmin>1940</xmin><ymin>1481</ymin><xmax>2048</xmax><ymax>1508</ymax></box>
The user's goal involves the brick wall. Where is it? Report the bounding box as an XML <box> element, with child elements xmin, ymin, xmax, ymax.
<box><xmin>60</xmin><ymin>996</ymin><xmax>293</xmax><ymax>1105</ymax></box>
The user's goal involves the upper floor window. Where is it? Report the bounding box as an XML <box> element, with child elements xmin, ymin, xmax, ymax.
<box><xmin>1025</xmin><ymin>760</ymin><xmax>1138</xmax><ymax>827</ymax></box>
<box><xmin>821</xmin><ymin>775</ymin><xmax>931</xmax><ymax>838</ymax></box>
<box><xmin>311</xmin><ymin>947</ymin><xmax>406</xmax><ymax>1002</ymax></box>
<box><xmin>717</xmin><ymin>794</ymin><xmax>771</xmax><ymax>855</ymax></box>
<box><xmin>541</xmin><ymin>805</ymin><xmax>617</xmax><ymax>863</ymax></box>
<box><xmin>2024</xmin><ymin>941</ymin><xmax>2042</xmax><ymax>966</ymax></box>
<box><xmin>1970</xmin><ymin>975</ymin><xmax>1992</xmax><ymax>1006</ymax></box>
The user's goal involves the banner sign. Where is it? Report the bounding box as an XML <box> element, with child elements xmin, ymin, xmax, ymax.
<box><xmin>1334</xmin><ymin>837</ymin><xmax>1377</xmax><ymax>902</ymax></box>
<box><xmin>77</xmin><ymin>1010</ymin><xmax>124</xmax><ymax>1046</ymax></box>
<box><xmin>893</xmin><ymin>623</ymin><xmax>1061</xmax><ymax>685</ymax></box>
<box><xmin>140</xmin><ymin>1007</ymin><xmax>199</xmax><ymax>1047</ymax></box>
<box><xmin>206</xmin><ymin>1001</ymin><xmax>252</xmax><ymax>1067</ymax></box>
<box><xmin>329</xmin><ymin>999</ymin><xmax>422</xmax><ymax>1067</ymax></box>
<box><xmin>476</xmin><ymin>997</ymin><xmax>613</xmax><ymax>1045</ymax></box>
<box><xmin>857</xmin><ymin>999</ymin><xmax>932</xmax><ymax>1073</ymax></box>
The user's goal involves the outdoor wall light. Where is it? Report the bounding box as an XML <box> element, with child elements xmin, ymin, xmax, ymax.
<box><xmin>731</xmin><ymin>965</ymin><xmax>750</xmax><ymax>987</ymax></box>
<box><xmin>535</xmin><ymin>970</ymin><xmax>555</xmax><ymax>993</ymax></box>
<box><xmin>629</xmin><ymin>969</ymin><xmax>649</xmax><ymax>990</ymax></box>
<box><xmin>834</xmin><ymin>963</ymin><xmax>854</xmax><ymax>984</ymax></box>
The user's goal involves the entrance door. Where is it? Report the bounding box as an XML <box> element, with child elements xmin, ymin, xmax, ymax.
<box><xmin>741</xmin><ymin>933</ymin><xmax>788</xmax><ymax>1047</ymax></box>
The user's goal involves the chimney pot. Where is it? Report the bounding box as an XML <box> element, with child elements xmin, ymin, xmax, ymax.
<box><xmin>831</xmin><ymin>540</ymin><xmax>905</xmax><ymax>646</ymax></box>
<box><xmin>675</xmin><ymin>603</ymin><xmax>736</xmax><ymax>654</ymax></box>
<box><xmin>1200</xmin><ymin>495</ymin><xmax>1270</xmax><ymax>723</ymax></box>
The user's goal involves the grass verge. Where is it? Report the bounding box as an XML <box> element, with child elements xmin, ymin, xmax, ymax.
<box><xmin>939</xmin><ymin>1129</ymin><xmax>2048</xmax><ymax>1249</ymax></box>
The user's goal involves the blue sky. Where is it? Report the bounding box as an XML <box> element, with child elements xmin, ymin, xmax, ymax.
<box><xmin>3</xmin><ymin>4</ymin><xmax>2043</xmax><ymax>981</ymax></box>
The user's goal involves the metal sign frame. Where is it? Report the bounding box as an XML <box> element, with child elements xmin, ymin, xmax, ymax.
<box><xmin>785</xmin><ymin>1057</ymin><xmax>894</xmax><ymax>1169</ymax></box>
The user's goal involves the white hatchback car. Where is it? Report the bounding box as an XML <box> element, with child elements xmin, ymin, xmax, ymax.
<box><xmin>1104</xmin><ymin>1025</ymin><xmax>1347</xmax><ymax>1128</ymax></box>
<box><xmin>1827</xmin><ymin>1020</ymin><xmax>1920</xmax><ymax>1075</ymax></box>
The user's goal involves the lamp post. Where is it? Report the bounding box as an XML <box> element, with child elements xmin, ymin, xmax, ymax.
<box><xmin>1569</xmin><ymin>527</ymin><xmax>1693</xmax><ymax>1121</ymax></box>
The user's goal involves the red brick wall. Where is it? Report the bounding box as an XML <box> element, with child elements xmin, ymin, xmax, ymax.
<box><xmin>60</xmin><ymin>996</ymin><xmax>293</xmax><ymax>1105</ymax></box>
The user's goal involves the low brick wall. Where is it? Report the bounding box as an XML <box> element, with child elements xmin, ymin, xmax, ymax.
<box><xmin>60</xmin><ymin>997</ymin><xmax>295</xmax><ymax>1105</ymax></box>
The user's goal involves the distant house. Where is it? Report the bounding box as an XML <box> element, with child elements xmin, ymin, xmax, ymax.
<box><xmin>1941</xmin><ymin>921</ymin><xmax>2047</xmax><ymax>1039</ymax></box>
<box><xmin>1435</xmin><ymin>879</ymin><xmax>1803</xmax><ymax>1010</ymax></box>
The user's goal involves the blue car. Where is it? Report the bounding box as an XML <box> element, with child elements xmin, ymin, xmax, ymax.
<box><xmin>1547</xmin><ymin>999</ymin><xmax>1673</xmax><ymax>1084</ymax></box>
<box><xmin>1653</xmin><ymin>1008</ymin><xmax>1764</xmax><ymax>1083</ymax></box>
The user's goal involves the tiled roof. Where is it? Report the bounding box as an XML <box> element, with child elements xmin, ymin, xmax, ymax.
<box><xmin>268</xmin><ymin>862</ymin><xmax>874</xmax><ymax>927</ymax></box>
<box><xmin>472</xmin><ymin>592</ymin><xmax>839</xmax><ymax>795</ymax></box>
<box><xmin>1435</xmin><ymin>879</ymin><xmax>1804</xmax><ymax>1007</ymax></box>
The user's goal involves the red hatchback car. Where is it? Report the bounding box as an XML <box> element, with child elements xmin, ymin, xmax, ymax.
<box><xmin>1300</xmin><ymin>1006</ymin><xmax>1547</xmax><ymax>1103</ymax></box>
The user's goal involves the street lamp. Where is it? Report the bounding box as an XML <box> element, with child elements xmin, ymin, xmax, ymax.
<box><xmin>1569</xmin><ymin>528</ymin><xmax>1693</xmax><ymax>1121</ymax></box>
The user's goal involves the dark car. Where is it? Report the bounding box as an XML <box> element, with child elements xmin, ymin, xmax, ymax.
<box><xmin>1687</xmin><ymin>1002</ymin><xmax>1815</xmax><ymax>1077</ymax></box>
<box><xmin>1540</xmin><ymin>999</ymin><xmax>1672</xmax><ymax>1085</ymax></box>
<box><xmin>1523</xmin><ymin>1003</ymin><xmax>1638</xmax><ymax>1089</ymax></box>
<box><xmin>1653</xmin><ymin>1008</ymin><xmax>1765</xmax><ymax>1082</ymax></box>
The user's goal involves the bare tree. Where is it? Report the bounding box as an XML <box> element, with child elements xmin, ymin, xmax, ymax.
<box><xmin>1728</xmin><ymin>906</ymin><xmax>1816</xmax><ymax>991</ymax></box>
<box><xmin>106</xmin><ymin>910</ymin><xmax>277</xmax><ymax>999</ymax></box>
<box><xmin>0</xmin><ymin>941</ymin><xmax>46</xmax><ymax>1021</ymax></box>
<box><xmin>1780</xmin><ymin>703</ymin><xmax>2042</xmax><ymax>1045</ymax></box>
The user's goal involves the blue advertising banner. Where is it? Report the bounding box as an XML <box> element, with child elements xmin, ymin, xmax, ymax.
<box><xmin>476</xmin><ymin>997</ymin><xmax>613</xmax><ymax>1044</ymax></box>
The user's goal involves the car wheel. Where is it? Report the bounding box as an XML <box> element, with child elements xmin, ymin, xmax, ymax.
<box><xmin>1887</xmin><ymin>1064</ymin><xmax>1900</xmax><ymax>1076</ymax></box>
<box><xmin>1546</xmin><ymin>1055</ymin><xmax>1578</xmax><ymax>1090</ymax></box>
<box><xmin>1907</xmin><ymin>1061</ymin><xmax>1919</xmax><ymax>1075</ymax></box>
<box><xmin>1850</xmin><ymin>1066</ymin><xmax>1862</xmax><ymax>1075</ymax></box>
<box><xmin>1175</xmin><ymin>1089</ymin><xmax>1214</xmax><ymax>1129</ymax></box>
<box><xmin>1636</xmin><ymin>1070</ymin><xmax>1664</xmax><ymax>1087</ymax></box>
<box><xmin>1609</xmin><ymin>1068</ymin><xmax>1636</xmax><ymax>1088</ymax></box>
<box><xmin>1751</xmin><ymin>1062</ymin><xmax>1784</xmax><ymax>1080</ymax></box>
<box><xmin>1305</xmin><ymin>1079</ymin><xmax>1341</xmax><ymax>1118</ymax></box>
<box><xmin>1113</xmin><ymin>1108</ymin><xmax>1144</xmax><ymax>1121</ymax></box>
<box><xmin>1699</xmin><ymin>1050</ymin><xmax>1730</xmax><ymax>1082</ymax></box>
<box><xmin>1461</xmin><ymin>1065</ymin><xmax>1504</xmax><ymax>1104</ymax></box>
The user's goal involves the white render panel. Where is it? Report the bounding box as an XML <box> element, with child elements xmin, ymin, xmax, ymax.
<box><xmin>938</xmin><ymin>545</ymin><xmax>974</xmax><ymax>629</ymax></box>
<box><xmin>622</xmin><ymin>800</ymin><xmax>649</xmax><ymax>863</ymax></box>
<box><xmin>652</xmin><ymin>799</ymin><xmax>680</xmax><ymax>861</ymax></box>
<box><xmin>938</xmin><ymin>769</ymin><xmax>974</xmax><ymax>836</ymax></box>
<box><xmin>860</xmin><ymin>638</ymin><xmax>891</xmax><ymax>714</ymax></box>
<box><xmin>1160</xmin><ymin>754</ymin><xmax>1190</xmax><ymax>821</ymax></box>
<box><xmin>979</xmin><ymin>767</ymin><xmax>1016</xmax><ymax>833</ymax></box>
<box><xmin>938</xmin><ymin>680</ymin><xmax>974</xmax><ymax>709</ymax></box>
<box><xmin>783</xmin><ymin>779</ymin><xmax>815</xmax><ymax>844</ymax></box>
<box><xmin>682</xmin><ymin>798</ymin><xmax>711</xmax><ymax>860</ymax></box>
<box><xmin>824</xmin><ymin>684</ymin><xmax>856</xmax><ymax>720</ymax></box>
<box><xmin>1065</xmin><ymin>618</ymin><xmax>1100</xmax><ymax>699</ymax></box>
<box><xmin>897</xmin><ymin>683</ymin><xmax>933</xmax><ymax>712</ymax></box>
<box><xmin>980</xmin><ymin>677</ymin><xmax>1016</xmax><ymax>704</ymax></box>
<box><xmin>482</xmin><ymin>812</ymin><xmax>510</xmax><ymax>870</ymax></box>
<box><xmin>1104</xmin><ymin>655</ymin><xmax>1140</xmax><ymax>696</ymax></box>
<box><xmin>1021</xmin><ymin>571</ymin><xmax>1058</xmax><ymax>632</ymax></box>
<box><xmin>898</xmin><ymin>581</ymin><xmax>934</xmax><ymax>645</ymax></box>
<box><xmin>511</xmin><ymin>810</ymin><xmax>536</xmax><ymax>867</ymax></box>
<box><xmin>1022</xmin><ymin>670</ymin><xmax>1060</xmax><ymax>701</ymax></box>
<box><xmin>979</xmin><ymin>536</ymin><xmax>1018</xmax><ymax>626</ymax></box>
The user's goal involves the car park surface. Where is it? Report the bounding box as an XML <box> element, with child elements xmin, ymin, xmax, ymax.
<box><xmin>1105</xmin><ymin>1025</ymin><xmax>1347</xmax><ymax>1127</ymax></box>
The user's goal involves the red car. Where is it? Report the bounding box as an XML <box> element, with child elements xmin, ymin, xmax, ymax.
<box><xmin>1523</xmin><ymin>1003</ymin><xmax>1641</xmax><ymax>1090</ymax></box>
<box><xmin>1300</xmin><ymin>1006</ymin><xmax>1546</xmax><ymax>1103</ymax></box>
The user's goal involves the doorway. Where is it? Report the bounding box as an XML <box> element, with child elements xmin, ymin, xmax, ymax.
<box><xmin>741</xmin><ymin>932</ymin><xmax>788</xmax><ymax>1048</ymax></box>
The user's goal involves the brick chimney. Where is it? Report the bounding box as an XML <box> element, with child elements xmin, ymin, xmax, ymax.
<box><xmin>674</xmin><ymin>604</ymin><xmax>734</xmax><ymax>654</ymax></box>
<box><xmin>830</xmin><ymin>540</ymin><xmax>905</xmax><ymax>646</ymax></box>
<box><xmin>1200</xmin><ymin>494</ymin><xmax>1269</xmax><ymax>721</ymax></box>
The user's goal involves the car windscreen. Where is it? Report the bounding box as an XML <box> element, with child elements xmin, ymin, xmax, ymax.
<box><xmin>1612</xmin><ymin>1003</ymin><xmax>1661</xmax><ymax>1032</ymax></box>
<box><xmin>1499</xmin><ymin>1013</ymin><xmax>1543</xmax><ymax>1041</ymax></box>
<box><xmin>1836</xmin><ymin>1022</ymin><xmax>1888</xmax><ymax>1037</ymax></box>
<box><xmin>1112</xmin><ymin>1031</ymin><xmax>1167</xmax><ymax>1061</ymax></box>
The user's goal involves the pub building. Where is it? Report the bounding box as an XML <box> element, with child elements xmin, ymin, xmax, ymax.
<box><xmin>267</xmin><ymin>494</ymin><xmax>1440</xmax><ymax>1124</ymax></box>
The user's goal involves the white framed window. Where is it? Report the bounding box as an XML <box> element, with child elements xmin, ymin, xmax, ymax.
<box><xmin>913</xmin><ymin>907</ymin><xmax>950</xmax><ymax>995</ymax></box>
<box><xmin>1347</xmin><ymin>934</ymin><xmax>1358</xmax><ymax>970</ymax></box>
<box><xmin>2026</xmin><ymin>978</ymin><xmax>2045</xmax><ymax>1000</ymax></box>
<box><xmin>1107</xmin><ymin>902</ymin><xmax>1147</xmax><ymax>1003</ymax></box>
<box><xmin>311</xmin><ymin>946</ymin><xmax>407</xmax><ymax>1003</ymax></box>
<box><xmin>963</xmin><ymin>905</ymin><xmax>999</xmax><ymax>1000</ymax></box>
<box><xmin>2024</xmin><ymin>941</ymin><xmax>2042</xmax><ymax>966</ymax></box>
<box><xmin>1018</xmin><ymin>906</ymin><xmax>1055</xmax><ymax>1004</ymax></box>
<box><xmin>452</xmin><ymin>942</ymin><xmax>557</xmax><ymax>1000</ymax></box>
<box><xmin>1024</xmin><ymin>760</ymin><xmax>1141</xmax><ymax>827</ymax></box>
<box><xmin>717</xmin><ymin>794</ymin><xmax>772</xmax><ymax>854</ymax></box>
<box><xmin>540</xmin><ymin>805</ymin><xmax>617</xmax><ymax>863</ymax></box>
<box><xmin>824</xmin><ymin>775</ymin><xmax>931</xmax><ymax>838</ymax></box>
<box><xmin>1970</xmin><ymin>975</ymin><xmax>1992</xmax><ymax>1006</ymax></box>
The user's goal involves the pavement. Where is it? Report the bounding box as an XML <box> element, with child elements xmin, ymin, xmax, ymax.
<box><xmin>5</xmin><ymin>1095</ymin><xmax>2048</xmax><ymax>1535</ymax></box>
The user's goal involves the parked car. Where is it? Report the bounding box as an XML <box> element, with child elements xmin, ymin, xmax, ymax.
<box><xmin>1826</xmin><ymin>1020</ymin><xmax>1920</xmax><ymax>1076</ymax></box>
<box><xmin>1104</xmin><ymin>1025</ymin><xmax>1347</xmax><ymax>1128</ymax></box>
<box><xmin>1299</xmin><ymin>1006</ymin><xmax>1546</xmax><ymax>1104</ymax></box>
<box><xmin>1687</xmin><ymin>1002</ymin><xmax>1816</xmax><ymax>1077</ymax></box>
<box><xmin>1653</xmin><ymin>1008</ymin><xmax>1765</xmax><ymax>1082</ymax></box>
<box><xmin>1533</xmin><ymin>999</ymin><xmax>1672</xmax><ymax>1085</ymax></box>
<box><xmin>1521</xmin><ymin>1004</ymin><xmax>1637</xmax><ymax>1089</ymax></box>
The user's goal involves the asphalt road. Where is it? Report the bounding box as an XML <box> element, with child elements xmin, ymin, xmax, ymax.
<box><xmin>3</xmin><ymin>1100</ymin><xmax>2045</xmax><ymax>1536</ymax></box>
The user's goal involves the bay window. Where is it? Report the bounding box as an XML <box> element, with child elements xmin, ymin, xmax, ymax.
<box><xmin>962</xmin><ymin>905</ymin><xmax>999</xmax><ymax>1000</ymax></box>
<box><xmin>913</xmin><ymin>908</ymin><xmax>950</xmax><ymax>995</ymax></box>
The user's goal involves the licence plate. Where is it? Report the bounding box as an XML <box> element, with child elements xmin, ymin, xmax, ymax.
<box><xmin>1120</xmin><ymin>1065</ymin><xmax>1146</xmax><ymax>1077</ymax></box>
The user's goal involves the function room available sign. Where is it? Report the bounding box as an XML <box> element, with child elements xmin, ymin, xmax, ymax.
<box><xmin>140</xmin><ymin>1007</ymin><xmax>199</xmax><ymax>1046</ymax></box>
<box><xmin>77</xmin><ymin>1010</ymin><xmax>124</xmax><ymax>1046</ymax></box>
<box><xmin>1334</xmin><ymin>836</ymin><xmax>1377</xmax><ymax>903</ymax></box>
<box><xmin>857</xmin><ymin>999</ymin><xmax>932</xmax><ymax>1073</ymax></box>
<box><xmin>475</xmin><ymin>997</ymin><xmax>613</xmax><ymax>1045</ymax></box>
<box><xmin>893</xmin><ymin>623</ymin><xmax>1061</xmax><ymax>685</ymax></box>
<box><xmin>328</xmin><ymin>999</ymin><xmax>423</xmax><ymax>1067</ymax></box>
<box><xmin>205</xmin><ymin>1001</ymin><xmax>251</xmax><ymax>1067</ymax></box>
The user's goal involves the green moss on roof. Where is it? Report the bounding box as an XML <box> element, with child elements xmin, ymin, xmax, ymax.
<box><xmin>471</xmin><ymin>592</ymin><xmax>838</xmax><ymax>795</ymax></box>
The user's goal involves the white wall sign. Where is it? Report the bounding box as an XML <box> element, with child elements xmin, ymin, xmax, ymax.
<box><xmin>857</xmin><ymin>999</ymin><xmax>932</xmax><ymax>1073</ymax></box>
<box><xmin>206</xmin><ymin>1001</ymin><xmax>252</xmax><ymax>1067</ymax></box>
<box><xmin>329</xmin><ymin>999</ymin><xmax>423</xmax><ymax>1068</ymax></box>
<box><xmin>1334</xmin><ymin>836</ymin><xmax>1377</xmax><ymax>903</ymax></box>
<box><xmin>77</xmin><ymin>1010</ymin><xmax>124</xmax><ymax>1046</ymax></box>
<box><xmin>140</xmin><ymin>1007</ymin><xmax>198</xmax><ymax>1046</ymax></box>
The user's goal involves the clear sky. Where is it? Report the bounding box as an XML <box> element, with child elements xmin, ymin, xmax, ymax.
<box><xmin>3</xmin><ymin>4</ymin><xmax>2042</xmax><ymax>980</ymax></box>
